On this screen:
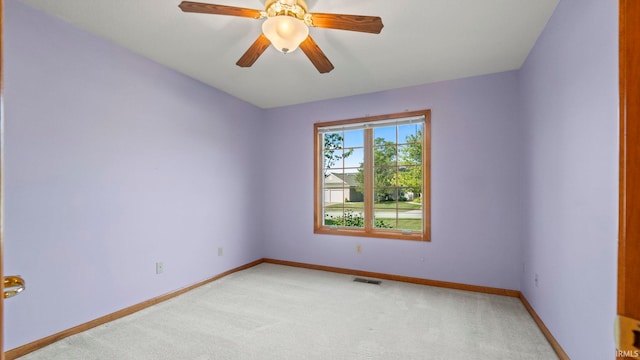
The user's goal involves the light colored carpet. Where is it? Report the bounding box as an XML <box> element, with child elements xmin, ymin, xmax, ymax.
<box><xmin>18</xmin><ymin>263</ymin><xmax>558</xmax><ymax>359</ymax></box>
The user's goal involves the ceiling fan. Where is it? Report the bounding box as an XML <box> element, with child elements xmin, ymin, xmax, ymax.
<box><xmin>178</xmin><ymin>0</ymin><xmax>384</xmax><ymax>73</ymax></box>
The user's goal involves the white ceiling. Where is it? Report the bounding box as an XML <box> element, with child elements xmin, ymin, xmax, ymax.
<box><xmin>18</xmin><ymin>0</ymin><xmax>559</xmax><ymax>109</ymax></box>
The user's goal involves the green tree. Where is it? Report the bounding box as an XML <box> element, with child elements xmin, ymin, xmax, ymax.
<box><xmin>396</xmin><ymin>130</ymin><xmax>423</xmax><ymax>194</ymax></box>
<box><xmin>401</xmin><ymin>131</ymin><xmax>422</xmax><ymax>164</ymax></box>
<box><xmin>323</xmin><ymin>133</ymin><xmax>353</xmax><ymax>175</ymax></box>
<box><xmin>355</xmin><ymin>137</ymin><xmax>397</xmax><ymax>200</ymax></box>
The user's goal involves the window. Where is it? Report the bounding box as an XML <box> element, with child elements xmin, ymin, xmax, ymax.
<box><xmin>314</xmin><ymin>110</ymin><xmax>431</xmax><ymax>241</ymax></box>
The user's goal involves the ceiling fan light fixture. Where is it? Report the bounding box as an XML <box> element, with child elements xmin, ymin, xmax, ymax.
<box><xmin>262</xmin><ymin>15</ymin><xmax>309</xmax><ymax>54</ymax></box>
<box><xmin>179</xmin><ymin>0</ymin><xmax>381</xmax><ymax>73</ymax></box>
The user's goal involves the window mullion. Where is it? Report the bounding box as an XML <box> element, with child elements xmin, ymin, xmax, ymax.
<box><xmin>364</xmin><ymin>128</ymin><xmax>374</xmax><ymax>232</ymax></box>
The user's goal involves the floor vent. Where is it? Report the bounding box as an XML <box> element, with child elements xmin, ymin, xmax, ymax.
<box><xmin>353</xmin><ymin>277</ymin><xmax>381</xmax><ymax>285</ymax></box>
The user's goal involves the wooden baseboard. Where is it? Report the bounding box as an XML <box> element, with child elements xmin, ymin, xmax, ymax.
<box><xmin>6</xmin><ymin>257</ymin><xmax>569</xmax><ymax>360</ymax></box>
<box><xmin>518</xmin><ymin>293</ymin><xmax>570</xmax><ymax>360</ymax></box>
<box><xmin>263</xmin><ymin>258</ymin><xmax>521</xmax><ymax>297</ymax></box>
<box><xmin>264</xmin><ymin>258</ymin><xmax>569</xmax><ymax>359</ymax></box>
<box><xmin>4</xmin><ymin>258</ymin><xmax>264</xmax><ymax>360</ymax></box>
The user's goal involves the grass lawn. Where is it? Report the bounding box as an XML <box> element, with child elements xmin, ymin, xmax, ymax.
<box><xmin>324</xmin><ymin>218</ymin><xmax>422</xmax><ymax>231</ymax></box>
<box><xmin>395</xmin><ymin>219</ymin><xmax>422</xmax><ymax>230</ymax></box>
<box><xmin>376</xmin><ymin>219</ymin><xmax>422</xmax><ymax>231</ymax></box>
<box><xmin>325</xmin><ymin>201</ymin><xmax>421</xmax><ymax>211</ymax></box>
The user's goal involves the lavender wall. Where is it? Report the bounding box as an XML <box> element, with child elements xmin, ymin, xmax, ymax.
<box><xmin>4</xmin><ymin>1</ymin><xmax>264</xmax><ymax>350</ymax></box>
<box><xmin>518</xmin><ymin>0</ymin><xmax>619</xmax><ymax>359</ymax></box>
<box><xmin>262</xmin><ymin>71</ymin><xmax>523</xmax><ymax>291</ymax></box>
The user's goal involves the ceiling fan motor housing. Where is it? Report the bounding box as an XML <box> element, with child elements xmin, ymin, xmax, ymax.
<box><xmin>265</xmin><ymin>0</ymin><xmax>308</xmax><ymax>14</ymax></box>
<box><xmin>264</xmin><ymin>0</ymin><xmax>309</xmax><ymax>21</ymax></box>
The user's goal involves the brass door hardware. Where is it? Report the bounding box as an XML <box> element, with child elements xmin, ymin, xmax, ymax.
<box><xmin>3</xmin><ymin>275</ymin><xmax>25</xmax><ymax>299</ymax></box>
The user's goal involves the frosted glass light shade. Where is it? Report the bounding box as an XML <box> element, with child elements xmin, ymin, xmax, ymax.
<box><xmin>262</xmin><ymin>16</ymin><xmax>309</xmax><ymax>54</ymax></box>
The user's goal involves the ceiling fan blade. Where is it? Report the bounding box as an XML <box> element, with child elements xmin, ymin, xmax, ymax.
<box><xmin>236</xmin><ymin>34</ymin><xmax>272</xmax><ymax>68</ymax></box>
<box><xmin>310</xmin><ymin>13</ymin><xmax>383</xmax><ymax>34</ymax></box>
<box><xmin>178</xmin><ymin>1</ymin><xmax>262</xmax><ymax>19</ymax></box>
<box><xmin>299</xmin><ymin>36</ymin><xmax>334</xmax><ymax>74</ymax></box>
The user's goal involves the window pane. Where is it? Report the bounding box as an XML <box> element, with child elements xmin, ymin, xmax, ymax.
<box><xmin>374</xmin><ymin>188</ymin><xmax>397</xmax><ymax>204</ymax></box>
<box><xmin>322</xmin><ymin>167</ymin><xmax>366</xmax><ymax>228</ymax></box>
<box><xmin>374</xmin><ymin>126</ymin><xmax>396</xmax><ymax>143</ymax></box>
<box><xmin>374</xmin><ymin>188</ymin><xmax>397</xmax><ymax>229</ymax></box>
<box><xmin>372</xmin><ymin>188</ymin><xmax>424</xmax><ymax>231</ymax></box>
<box><xmin>398</xmin><ymin>145</ymin><xmax>421</xmax><ymax>166</ymax></box>
<box><xmin>398</xmin><ymin>124</ymin><xmax>423</xmax><ymax>144</ymax></box>
<box><xmin>374</xmin><ymin>215</ymin><xmax>396</xmax><ymax>229</ymax></box>
<box><xmin>342</xmin><ymin>171</ymin><xmax>364</xmax><ymax>200</ymax></box>
<box><xmin>344</xmin><ymin>148</ymin><xmax>364</xmax><ymax>169</ymax></box>
<box><xmin>374</xmin><ymin>144</ymin><xmax>397</xmax><ymax>165</ymax></box>
<box><xmin>374</xmin><ymin>166</ymin><xmax>397</xmax><ymax>190</ymax></box>
<box><xmin>397</xmin><ymin>166</ymin><xmax>422</xmax><ymax>195</ymax></box>
<box><xmin>323</xmin><ymin>132</ymin><xmax>344</xmax><ymax>149</ymax></box>
<box><xmin>324</xmin><ymin>206</ymin><xmax>366</xmax><ymax>228</ymax></box>
<box><xmin>323</xmin><ymin>150</ymin><xmax>344</xmax><ymax>169</ymax></box>
<box><xmin>400</xmin><ymin>187</ymin><xmax>422</xmax><ymax>232</ymax></box>
<box><xmin>323</xmin><ymin>169</ymin><xmax>344</xmax><ymax>199</ymax></box>
<box><xmin>323</xmin><ymin>132</ymin><xmax>346</xmax><ymax>170</ymax></box>
<box><xmin>398</xmin><ymin>219</ymin><xmax>422</xmax><ymax>232</ymax></box>
<box><xmin>397</xmin><ymin>166</ymin><xmax>422</xmax><ymax>198</ymax></box>
<box><xmin>348</xmin><ymin>168</ymin><xmax>365</xmax><ymax>203</ymax></box>
<box><xmin>343</xmin><ymin>207</ymin><xmax>365</xmax><ymax>228</ymax></box>
<box><xmin>324</xmin><ymin>211</ymin><xmax>343</xmax><ymax>227</ymax></box>
<box><xmin>323</xmin><ymin>176</ymin><xmax>344</xmax><ymax>226</ymax></box>
<box><xmin>344</xmin><ymin>129</ymin><xmax>364</xmax><ymax>148</ymax></box>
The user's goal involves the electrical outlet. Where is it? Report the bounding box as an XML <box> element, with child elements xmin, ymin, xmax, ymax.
<box><xmin>534</xmin><ymin>273</ymin><xmax>539</xmax><ymax>287</ymax></box>
<box><xmin>218</xmin><ymin>247</ymin><xmax>223</xmax><ymax>256</ymax></box>
<box><xmin>356</xmin><ymin>244</ymin><xmax>362</xmax><ymax>253</ymax></box>
<box><xmin>156</xmin><ymin>262</ymin><xmax>164</xmax><ymax>274</ymax></box>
